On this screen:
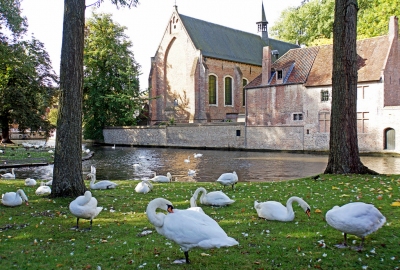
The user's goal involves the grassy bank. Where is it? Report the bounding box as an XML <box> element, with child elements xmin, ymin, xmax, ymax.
<box><xmin>0</xmin><ymin>175</ymin><xmax>399</xmax><ymax>269</ymax></box>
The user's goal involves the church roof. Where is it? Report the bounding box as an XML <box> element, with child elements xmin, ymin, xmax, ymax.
<box><xmin>179</xmin><ymin>14</ymin><xmax>299</xmax><ymax>66</ymax></box>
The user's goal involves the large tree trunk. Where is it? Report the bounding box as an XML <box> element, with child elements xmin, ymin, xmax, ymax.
<box><xmin>51</xmin><ymin>0</ymin><xmax>87</xmax><ymax>197</ymax></box>
<box><xmin>0</xmin><ymin>115</ymin><xmax>12</xmax><ymax>143</ymax></box>
<box><xmin>324</xmin><ymin>0</ymin><xmax>377</xmax><ymax>174</ymax></box>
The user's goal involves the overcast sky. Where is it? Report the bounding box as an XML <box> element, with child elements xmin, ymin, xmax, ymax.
<box><xmin>20</xmin><ymin>0</ymin><xmax>302</xmax><ymax>91</ymax></box>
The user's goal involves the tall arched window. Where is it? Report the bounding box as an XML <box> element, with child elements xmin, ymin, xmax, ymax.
<box><xmin>224</xmin><ymin>77</ymin><xmax>233</xmax><ymax>106</ymax></box>
<box><xmin>242</xmin><ymin>78</ymin><xmax>248</xmax><ymax>106</ymax></box>
<box><xmin>209</xmin><ymin>75</ymin><xmax>217</xmax><ymax>105</ymax></box>
<box><xmin>384</xmin><ymin>128</ymin><xmax>395</xmax><ymax>150</ymax></box>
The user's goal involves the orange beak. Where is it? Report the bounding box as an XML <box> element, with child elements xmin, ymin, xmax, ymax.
<box><xmin>25</xmin><ymin>202</ymin><xmax>29</xmax><ymax>206</ymax></box>
<box><xmin>167</xmin><ymin>205</ymin><xmax>174</xmax><ymax>213</ymax></box>
<box><xmin>306</xmin><ymin>208</ymin><xmax>311</xmax><ymax>218</ymax></box>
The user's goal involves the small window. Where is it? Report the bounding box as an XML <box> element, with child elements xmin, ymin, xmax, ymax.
<box><xmin>293</xmin><ymin>113</ymin><xmax>303</xmax><ymax>121</ymax></box>
<box><xmin>224</xmin><ymin>77</ymin><xmax>233</xmax><ymax>106</ymax></box>
<box><xmin>277</xmin><ymin>70</ymin><xmax>283</xmax><ymax>80</ymax></box>
<box><xmin>209</xmin><ymin>75</ymin><xmax>217</xmax><ymax>105</ymax></box>
<box><xmin>321</xmin><ymin>90</ymin><xmax>329</xmax><ymax>102</ymax></box>
<box><xmin>236</xmin><ymin>130</ymin><xmax>241</xmax><ymax>136</ymax></box>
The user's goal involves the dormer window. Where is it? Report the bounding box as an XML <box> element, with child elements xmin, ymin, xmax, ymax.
<box><xmin>277</xmin><ymin>70</ymin><xmax>283</xmax><ymax>80</ymax></box>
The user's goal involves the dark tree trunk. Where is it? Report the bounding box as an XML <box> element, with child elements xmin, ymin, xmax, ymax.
<box><xmin>1</xmin><ymin>116</ymin><xmax>12</xmax><ymax>143</ymax></box>
<box><xmin>324</xmin><ymin>0</ymin><xmax>377</xmax><ymax>175</ymax></box>
<box><xmin>51</xmin><ymin>0</ymin><xmax>87</xmax><ymax>197</ymax></box>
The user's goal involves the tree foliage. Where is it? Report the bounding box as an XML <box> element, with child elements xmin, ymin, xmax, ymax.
<box><xmin>83</xmin><ymin>12</ymin><xmax>141</xmax><ymax>141</ymax></box>
<box><xmin>0</xmin><ymin>0</ymin><xmax>27</xmax><ymax>39</ymax></box>
<box><xmin>270</xmin><ymin>0</ymin><xmax>400</xmax><ymax>46</ymax></box>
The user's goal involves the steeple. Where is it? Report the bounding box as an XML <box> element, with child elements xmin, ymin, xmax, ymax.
<box><xmin>257</xmin><ymin>2</ymin><xmax>269</xmax><ymax>45</ymax></box>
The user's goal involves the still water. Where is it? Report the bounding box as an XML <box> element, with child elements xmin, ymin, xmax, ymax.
<box><xmin>15</xmin><ymin>144</ymin><xmax>400</xmax><ymax>182</ymax></box>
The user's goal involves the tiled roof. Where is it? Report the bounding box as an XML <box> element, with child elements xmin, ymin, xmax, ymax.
<box><xmin>179</xmin><ymin>14</ymin><xmax>299</xmax><ymax>66</ymax></box>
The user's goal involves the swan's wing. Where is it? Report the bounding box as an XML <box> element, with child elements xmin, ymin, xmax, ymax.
<box><xmin>256</xmin><ymin>201</ymin><xmax>289</xmax><ymax>220</ymax></box>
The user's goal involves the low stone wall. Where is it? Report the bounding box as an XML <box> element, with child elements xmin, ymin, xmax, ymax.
<box><xmin>245</xmin><ymin>126</ymin><xmax>304</xmax><ymax>150</ymax></box>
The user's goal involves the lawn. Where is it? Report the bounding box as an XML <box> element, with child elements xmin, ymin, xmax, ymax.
<box><xmin>0</xmin><ymin>174</ymin><xmax>399</xmax><ymax>269</ymax></box>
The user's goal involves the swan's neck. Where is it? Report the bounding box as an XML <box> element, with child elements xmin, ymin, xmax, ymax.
<box><xmin>146</xmin><ymin>200</ymin><xmax>166</xmax><ymax>227</ymax></box>
<box><xmin>286</xmin><ymin>196</ymin><xmax>305</xmax><ymax>213</ymax></box>
<box><xmin>193</xmin><ymin>187</ymin><xmax>206</xmax><ymax>202</ymax></box>
<box><xmin>90</xmin><ymin>174</ymin><xmax>96</xmax><ymax>184</ymax></box>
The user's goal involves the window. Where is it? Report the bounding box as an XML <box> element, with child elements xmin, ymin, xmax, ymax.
<box><xmin>242</xmin><ymin>79</ymin><xmax>248</xmax><ymax>106</ymax></box>
<box><xmin>321</xmin><ymin>90</ymin><xmax>329</xmax><ymax>102</ymax></box>
<box><xmin>357</xmin><ymin>112</ymin><xmax>369</xmax><ymax>133</ymax></box>
<box><xmin>319</xmin><ymin>112</ymin><xmax>330</xmax><ymax>133</ymax></box>
<box><xmin>357</xmin><ymin>86</ymin><xmax>369</xmax><ymax>99</ymax></box>
<box><xmin>293</xmin><ymin>113</ymin><xmax>303</xmax><ymax>121</ymax></box>
<box><xmin>277</xmin><ymin>70</ymin><xmax>283</xmax><ymax>80</ymax></box>
<box><xmin>209</xmin><ymin>75</ymin><xmax>217</xmax><ymax>105</ymax></box>
<box><xmin>224</xmin><ymin>77</ymin><xmax>233</xmax><ymax>106</ymax></box>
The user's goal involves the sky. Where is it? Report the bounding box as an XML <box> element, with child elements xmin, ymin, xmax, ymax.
<box><xmin>20</xmin><ymin>0</ymin><xmax>302</xmax><ymax>91</ymax></box>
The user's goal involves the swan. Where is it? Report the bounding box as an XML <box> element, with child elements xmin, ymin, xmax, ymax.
<box><xmin>1</xmin><ymin>168</ymin><xmax>15</xmax><ymax>178</ymax></box>
<box><xmin>146</xmin><ymin>198</ymin><xmax>238</xmax><ymax>264</ymax></box>
<box><xmin>112</xmin><ymin>144</ymin><xmax>116</xmax><ymax>149</ymax></box>
<box><xmin>45</xmin><ymin>179</ymin><xmax>53</xmax><ymax>186</ymax></box>
<box><xmin>1</xmin><ymin>189</ymin><xmax>29</xmax><ymax>206</ymax></box>
<box><xmin>35</xmin><ymin>182</ymin><xmax>51</xmax><ymax>196</ymax></box>
<box><xmin>254</xmin><ymin>196</ymin><xmax>311</xmax><ymax>222</ymax></box>
<box><xmin>87</xmin><ymin>173</ymin><xmax>118</xmax><ymax>190</ymax></box>
<box><xmin>133</xmin><ymin>163</ymin><xmax>141</xmax><ymax>169</ymax></box>
<box><xmin>69</xmin><ymin>190</ymin><xmax>103</xmax><ymax>230</ymax></box>
<box><xmin>135</xmin><ymin>180</ymin><xmax>153</xmax><ymax>194</ymax></box>
<box><xmin>193</xmin><ymin>153</ymin><xmax>203</xmax><ymax>158</ymax></box>
<box><xmin>25</xmin><ymin>178</ymin><xmax>37</xmax><ymax>186</ymax></box>
<box><xmin>325</xmin><ymin>202</ymin><xmax>386</xmax><ymax>250</ymax></box>
<box><xmin>150</xmin><ymin>172</ymin><xmax>172</xmax><ymax>183</ymax></box>
<box><xmin>184</xmin><ymin>156</ymin><xmax>190</xmax><ymax>163</ymax></box>
<box><xmin>188</xmin><ymin>169</ymin><xmax>196</xmax><ymax>176</ymax></box>
<box><xmin>216</xmin><ymin>171</ymin><xmax>238</xmax><ymax>190</ymax></box>
<box><xmin>192</xmin><ymin>187</ymin><xmax>235</xmax><ymax>207</ymax></box>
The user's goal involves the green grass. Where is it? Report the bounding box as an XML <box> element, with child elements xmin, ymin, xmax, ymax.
<box><xmin>0</xmin><ymin>175</ymin><xmax>399</xmax><ymax>269</ymax></box>
<box><xmin>0</xmin><ymin>144</ymin><xmax>54</xmax><ymax>165</ymax></box>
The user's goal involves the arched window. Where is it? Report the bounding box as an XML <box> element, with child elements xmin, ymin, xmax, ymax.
<box><xmin>384</xmin><ymin>128</ymin><xmax>395</xmax><ymax>150</ymax></box>
<box><xmin>209</xmin><ymin>75</ymin><xmax>217</xmax><ymax>105</ymax></box>
<box><xmin>224</xmin><ymin>76</ymin><xmax>233</xmax><ymax>106</ymax></box>
<box><xmin>242</xmin><ymin>78</ymin><xmax>248</xmax><ymax>106</ymax></box>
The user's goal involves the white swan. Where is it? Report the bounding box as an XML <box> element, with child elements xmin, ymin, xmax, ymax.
<box><xmin>35</xmin><ymin>182</ymin><xmax>51</xmax><ymax>196</ymax></box>
<box><xmin>254</xmin><ymin>196</ymin><xmax>311</xmax><ymax>222</ymax></box>
<box><xmin>112</xmin><ymin>144</ymin><xmax>116</xmax><ymax>149</ymax></box>
<box><xmin>216</xmin><ymin>171</ymin><xmax>238</xmax><ymax>190</ymax></box>
<box><xmin>146</xmin><ymin>198</ymin><xmax>238</xmax><ymax>264</ymax></box>
<box><xmin>1</xmin><ymin>168</ymin><xmax>15</xmax><ymax>178</ymax></box>
<box><xmin>150</xmin><ymin>172</ymin><xmax>172</xmax><ymax>183</ymax></box>
<box><xmin>25</xmin><ymin>178</ymin><xmax>37</xmax><ymax>186</ymax></box>
<box><xmin>184</xmin><ymin>156</ymin><xmax>190</xmax><ymax>163</ymax></box>
<box><xmin>69</xmin><ymin>191</ymin><xmax>103</xmax><ymax>230</ymax></box>
<box><xmin>193</xmin><ymin>153</ymin><xmax>203</xmax><ymax>158</ymax></box>
<box><xmin>192</xmin><ymin>187</ymin><xmax>235</xmax><ymax>207</ymax></box>
<box><xmin>45</xmin><ymin>179</ymin><xmax>53</xmax><ymax>186</ymax></box>
<box><xmin>87</xmin><ymin>173</ymin><xmax>118</xmax><ymax>190</ymax></box>
<box><xmin>188</xmin><ymin>169</ymin><xmax>196</xmax><ymax>176</ymax></box>
<box><xmin>1</xmin><ymin>189</ymin><xmax>29</xmax><ymax>206</ymax></box>
<box><xmin>135</xmin><ymin>180</ymin><xmax>153</xmax><ymax>194</ymax></box>
<box><xmin>325</xmin><ymin>202</ymin><xmax>386</xmax><ymax>250</ymax></box>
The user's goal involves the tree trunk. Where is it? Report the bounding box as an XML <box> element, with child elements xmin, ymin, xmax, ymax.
<box><xmin>1</xmin><ymin>115</ymin><xmax>12</xmax><ymax>143</ymax></box>
<box><xmin>51</xmin><ymin>0</ymin><xmax>87</xmax><ymax>197</ymax></box>
<box><xmin>324</xmin><ymin>0</ymin><xmax>377</xmax><ymax>175</ymax></box>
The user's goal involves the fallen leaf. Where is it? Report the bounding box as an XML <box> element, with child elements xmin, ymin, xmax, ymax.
<box><xmin>315</xmin><ymin>209</ymin><xmax>322</xmax><ymax>213</ymax></box>
<box><xmin>391</xmin><ymin>202</ymin><xmax>400</xmax><ymax>206</ymax></box>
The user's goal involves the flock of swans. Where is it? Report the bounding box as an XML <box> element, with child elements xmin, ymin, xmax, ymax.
<box><xmin>0</xmin><ymin>151</ymin><xmax>388</xmax><ymax>264</ymax></box>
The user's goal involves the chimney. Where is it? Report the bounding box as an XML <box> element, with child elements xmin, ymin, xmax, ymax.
<box><xmin>389</xmin><ymin>16</ymin><xmax>398</xmax><ymax>40</ymax></box>
<box><xmin>262</xmin><ymin>46</ymin><xmax>271</xmax><ymax>85</ymax></box>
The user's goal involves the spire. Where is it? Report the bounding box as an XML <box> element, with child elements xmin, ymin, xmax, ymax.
<box><xmin>257</xmin><ymin>2</ymin><xmax>269</xmax><ymax>45</ymax></box>
<box><xmin>174</xmin><ymin>0</ymin><xmax>178</xmax><ymax>12</ymax></box>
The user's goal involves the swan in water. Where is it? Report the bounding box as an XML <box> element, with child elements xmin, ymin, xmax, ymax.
<box><xmin>254</xmin><ymin>196</ymin><xmax>311</xmax><ymax>222</ymax></box>
<box><xmin>146</xmin><ymin>198</ymin><xmax>238</xmax><ymax>264</ymax></box>
<box><xmin>35</xmin><ymin>182</ymin><xmax>51</xmax><ymax>196</ymax></box>
<box><xmin>184</xmin><ymin>156</ymin><xmax>190</xmax><ymax>163</ymax></box>
<box><xmin>1</xmin><ymin>189</ymin><xmax>29</xmax><ymax>206</ymax></box>
<box><xmin>216</xmin><ymin>171</ymin><xmax>238</xmax><ymax>190</ymax></box>
<box><xmin>69</xmin><ymin>191</ymin><xmax>103</xmax><ymax>230</ymax></box>
<box><xmin>135</xmin><ymin>180</ymin><xmax>153</xmax><ymax>194</ymax></box>
<box><xmin>1</xmin><ymin>168</ymin><xmax>15</xmax><ymax>178</ymax></box>
<box><xmin>112</xmin><ymin>144</ymin><xmax>116</xmax><ymax>149</ymax></box>
<box><xmin>25</xmin><ymin>178</ymin><xmax>37</xmax><ymax>186</ymax></box>
<box><xmin>193</xmin><ymin>153</ymin><xmax>203</xmax><ymax>158</ymax></box>
<box><xmin>87</xmin><ymin>173</ymin><xmax>118</xmax><ymax>189</ymax></box>
<box><xmin>325</xmin><ymin>202</ymin><xmax>386</xmax><ymax>250</ymax></box>
<box><xmin>150</xmin><ymin>172</ymin><xmax>172</xmax><ymax>183</ymax></box>
<box><xmin>192</xmin><ymin>187</ymin><xmax>234</xmax><ymax>207</ymax></box>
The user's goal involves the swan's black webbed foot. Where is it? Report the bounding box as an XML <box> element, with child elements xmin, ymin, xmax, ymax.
<box><xmin>334</xmin><ymin>243</ymin><xmax>349</xmax><ymax>249</ymax></box>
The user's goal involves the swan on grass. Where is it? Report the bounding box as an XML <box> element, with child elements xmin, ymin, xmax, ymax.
<box><xmin>35</xmin><ymin>182</ymin><xmax>51</xmax><ymax>196</ymax></box>
<box><xmin>254</xmin><ymin>196</ymin><xmax>311</xmax><ymax>222</ymax></box>
<box><xmin>25</xmin><ymin>178</ymin><xmax>37</xmax><ymax>186</ymax></box>
<box><xmin>193</xmin><ymin>153</ymin><xmax>203</xmax><ymax>158</ymax></box>
<box><xmin>188</xmin><ymin>169</ymin><xmax>196</xmax><ymax>176</ymax></box>
<box><xmin>146</xmin><ymin>198</ymin><xmax>238</xmax><ymax>264</ymax></box>
<box><xmin>135</xmin><ymin>180</ymin><xmax>153</xmax><ymax>194</ymax></box>
<box><xmin>1</xmin><ymin>189</ymin><xmax>29</xmax><ymax>206</ymax></box>
<box><xmin>184</xmin><ymin>156</ymin><xmax>190</xmax><ymax>163</ymax></box>
<box><xmin>45</xmin><ymin>179</ymin><xmax>53</xmax><ymax>186</ymax></box>
<box><xmin>325</xmin><ymin>202</ymin><xmax>386</xmax><ymax>250</ymax></box>
<box><xmin>86</xmin><ymin>173</ymin><xmax>118</xmax><ymax>190</ymax></box>
<box><xmin>216</xmin><ymin>171</ymin><xmax>238</xmax><ymax>190</ymax></box>
<box><xmin>150</xmin><ymin>172</ymin><xmax>172</xmax><ymax>183</ymax></box>
<box><xmin>191</xmin><ymin>187</ymin><xmax>234</xmax><ymax>207</ymax></box>
<box><xmin>69</xmin><ymin>191</ymin><xmax>103</xmax><ymax>230</ymax></box>
<box><xmin>1</xmin><ymin>168</ymin><xmax>15</xmax><ymax>178</ymax></box>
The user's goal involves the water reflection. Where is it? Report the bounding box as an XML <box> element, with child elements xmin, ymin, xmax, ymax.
<box><xmin>14</xmin><ymin>145</ymin><xmax>400</xmax><ymax>182</ymax></box>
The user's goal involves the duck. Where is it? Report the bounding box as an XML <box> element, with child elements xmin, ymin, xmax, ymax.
<box><xmin>191</xmin><ymin>187</ymin><xmax>234</xmax><ymax>207</ymax></box>
<box><xmin>25</xmin><ymin>178</ymin><xmax>37</xmax><ymax>186</ymax></box>
<box><xmin>254</xmin><ymin>196</ymin><xmax>311</xmax><ymax>222</ymax></box>
<box><xmin>146</xmin><ymin>198</ymin><xmax>238</xmax><ymax>264</ymax></box>
<box><xmin>216</xmin><ymin>171</ymin><xmax>238</xmax><ymax>190</ymax></box>
<box><xmin>325</xmin><ymin>202</ymin><xmax>386</xmax><ymax>250</ymax></box>
<box><xmin>1</xmin><ymin>189</ymin><xmax>29</xmax><ymax>206</ymax></box>
<box><xmin>35</xmin><ymin>182</ymin><xmax>51</xmax><ymax>196</ymax></box>
<box><xmin>1</xmin><ymin>168</ymin><xmax>15</xmax><ymax>178</ymax></box>
<box><xmin>150</xmin><ymin>172</ymin><xmax>172</xmax><ymax>183</ymax></box>
<box><xmin>184</xmin><ymin>156</ymin><xmax>190</xmax><ymax>163</ymax></box>
<box><xmin>193</xmin><ymin>153</ymin><xmax>203</xmax><ymax>158</ymax></box>
<box><xmin>69</xmin><ymin>190</ymin><xmax>103</xmax><ymax>230</ymax></box>
<box><xmin>87</xmin><ymin>173</ymin><xmax>118</xmax><ymax>190</ymax></box>
<box><xmin>135</xmin><ymin>180</ymin><xmax>153</xmax><ymax>194</ymax></box>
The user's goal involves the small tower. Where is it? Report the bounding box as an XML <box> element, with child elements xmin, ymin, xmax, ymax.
<box><xmin>257</xmin><ymin>2</ymin><xmax>269</xmax><ymax>45</ymax></box>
